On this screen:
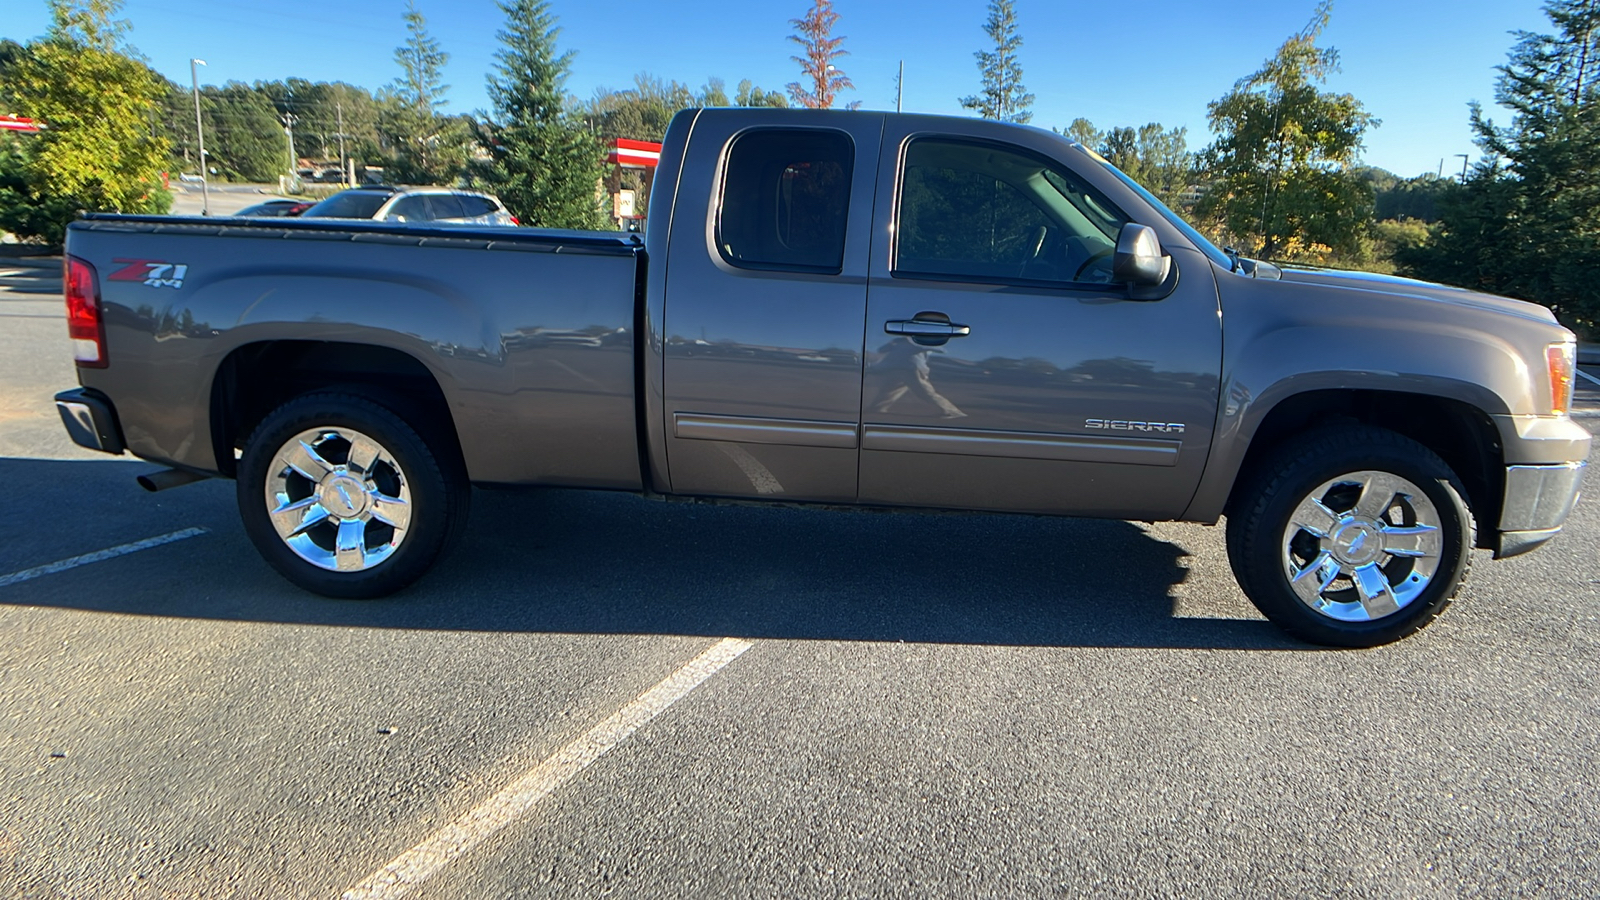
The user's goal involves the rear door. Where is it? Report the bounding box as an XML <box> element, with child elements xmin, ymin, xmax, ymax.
<box><xmin>857</xmin><ymin>123</ymin><xmax>1222</xmax><ymax>519</ymax></box>
<box><xmin>660</xmin><ymin>113</ymin><xmax>883</xmax><ymax>502</ymax></box>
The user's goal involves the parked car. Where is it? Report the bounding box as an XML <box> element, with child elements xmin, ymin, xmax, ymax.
<box><xmin>298</xmin><ymin>186</ymin><xmax>517</xmax><ymax>226</ymax></box>
<box><xmin>234</xmin><ymin>199</ymin><xmax>313</xmax><ymax>217</ymax></box>
<box><xmin>53</xmin><ymin>108</ymin><xmax>1590</xmax><ymax>647</ymax></box>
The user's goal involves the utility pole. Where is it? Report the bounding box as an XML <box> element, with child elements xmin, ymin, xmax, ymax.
<box><xmin>897</xmin><ymin>60</ymin><xmax>904</xmax><ymax>113</ymax></box>
<box><xmin>1456</xmin><ymin>153</ymin><xmax>1471</xmax><ymax>182</ymax></box>
<box><xmin>282</xmin><ymin>112</ymin><xmax>298</xmax><ymax>180</ymax></box>
<box><xmin>336</xmin><ymin>94</ymin><xmax>350</xmax><ymax>187</ymax></box>
<box><xmin>190</xmin><ymin>58</ymin><xmax>208</xmax><ymax>215</ymax></box>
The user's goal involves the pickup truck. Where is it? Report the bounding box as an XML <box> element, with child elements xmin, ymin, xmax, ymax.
<box><xmin>54</xmin><ymin>108</ymin><xmax>1589</xmax><ymax>647</ymax></box>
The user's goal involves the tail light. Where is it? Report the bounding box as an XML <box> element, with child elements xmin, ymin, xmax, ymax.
<box><xmin>1547</xmin><ymin>341</ymin><xmax>1576</xmax><ymax>415</ymax></box>
<box><xmin>509</xmin><ymin>215</ymin><xmax>520</xmax><ymax>226</ymax></box>
<box><xmin>64</xmin><ymin>255</ymin><xmax>107</xmax><ymax>368</ymax></box>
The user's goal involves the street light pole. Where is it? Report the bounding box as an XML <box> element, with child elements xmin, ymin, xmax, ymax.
<box><xmin>190</xmin><ymin>58</ymin><xmax>208</xmax><ymax>215</ymax></box>
<box><xmin>1456</xmin><ymin>153</ymin><xmax>1471</xmax><ymax>183</ymax></box>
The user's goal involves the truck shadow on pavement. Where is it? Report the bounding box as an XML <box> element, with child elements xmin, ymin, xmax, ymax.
<box><xmin>0</xmin><ymin>457</ymin><xmax>1307</xmax><ymax>651</ymax></box>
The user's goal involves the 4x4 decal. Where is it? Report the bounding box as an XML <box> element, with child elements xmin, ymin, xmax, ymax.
<box><xmin>108</xmin><ymin>258</ymin><xmax>188</xmax><ymax>289</ymax></box>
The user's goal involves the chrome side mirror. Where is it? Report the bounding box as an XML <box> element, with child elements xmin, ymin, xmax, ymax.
<box><xmin>1112</xmin><ymin>223</ymin><xmax>1171</xmax><ymax>287</ymax></box>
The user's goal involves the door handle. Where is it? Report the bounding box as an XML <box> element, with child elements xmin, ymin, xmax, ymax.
<box><xmin>884</xmin><ymin>319</ymin><xmax>971</xmax><ymax>338</ymax></box>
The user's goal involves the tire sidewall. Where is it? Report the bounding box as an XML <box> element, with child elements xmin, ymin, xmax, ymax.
<box><xmin>1237</xmin><ymin>433</ymin><xmax>1474</xmax><ymax>647</ymax></box>
<box><xmin>237</xmin><ymin>394</ymin><xmax>451</xmax><ymax>599</ymax></box>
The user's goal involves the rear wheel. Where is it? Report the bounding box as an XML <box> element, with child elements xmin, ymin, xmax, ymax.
<box><xmin>237</xmin><ymin>393</ymin><xmax>467</xmax><ymax>598</ymax></box>
<box><xmin>1227</xmin><ymin>426</ymin><xmax>1474</xmax><ymax>647</ymax></box>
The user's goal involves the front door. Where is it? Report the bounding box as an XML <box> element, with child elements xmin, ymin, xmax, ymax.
<box><xmin>858</xmin><ymin>125</ymin><xmax>1223</xmax><ymax>519</ymax></box>
<box><xmin>661</xmin><ymin>114</ymin><xmax>883</xmax><ymax>502</ymax></box>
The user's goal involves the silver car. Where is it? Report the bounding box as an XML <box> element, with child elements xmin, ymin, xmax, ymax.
<box><xmin>300</xmin><ymin>186</ymin><xmax>517</xmax><ymax>226</ymax></box>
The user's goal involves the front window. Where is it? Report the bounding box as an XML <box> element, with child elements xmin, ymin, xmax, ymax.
<box><xmin>894</xmin><ymin>138</ymin><xmax>1130</xmax><ymax>286</ymax></box>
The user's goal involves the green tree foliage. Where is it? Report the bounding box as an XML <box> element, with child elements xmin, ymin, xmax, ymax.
<box><xmin>1065</xmin><ymin>118</ymin><xmax>1194</xmax><ymax>208</ymax></box>
<box><xmin>959</xmin><ymin>0</ymin><xmax>1034</xmax><ymax>124</ymax></box>
<box><xmin>735</xmin><ymin>79</ymin><xmax>790</xmax><ymax>108</ymax></box>
<box><xmin>1</xmin><ymin>0</ymin><xmax>170</xmax><ymax>243</ymax></box>
<box><xmin>477</xmin><ymin>0</ymin><xmax>606</xmax><ymax>229</ymax></box>
<box><xmin>582</xmin><ymin>74</ymin><xmax>696</xmax><ymax>143</ymax></box>
<box><xmin>1398</xmin><ymin>0</ymin><xmax>1600</xmax><ymax>333</ymax></box>
<box><xmin>1361</xmin><ymin>167</ymin><xmax>1451</xmax><ymax>223</ymax></box>
<box><xmin>1195</xmin><ymin>2</ymin><xmax>1377</xmax><ymax>260</ymax></box>
<box><xmin>382</xmin><ymin>0</ymin><xmax>469</xmax><ymax>184</ymax></box>
<box><xmin>202</xmin><ymin>81</ymin><xmax>285</xmax><ymax>182</ymax></box>
<box><xmin>787</xmin><ymin>0</ymin><xmax>857</xmax><ymax>110</ymax></box>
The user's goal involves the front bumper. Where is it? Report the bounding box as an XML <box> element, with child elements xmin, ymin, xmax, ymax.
<box><xmin>1494</xmin><ymin>461</ymin><xmax>1587</xmax><ymax>558</ymax></box>
<box><xmin>55</xmin><ymin>387</ymin><xmax>125</xmax><ymax>455</ymax></box>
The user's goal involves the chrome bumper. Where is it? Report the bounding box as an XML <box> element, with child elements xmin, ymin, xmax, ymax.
<box><xmin>1495</xmin><ymin>461</ymin><xmax>1587</xmax><ymax>558</ymax></box>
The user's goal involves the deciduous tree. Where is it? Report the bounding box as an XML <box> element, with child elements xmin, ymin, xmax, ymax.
<box><xmin>1195</xmin><ymin>1</ymin><xmax>1377</xmax><ymax>260</ymax></box>
<box><xmin>959</xmin><ymin>0</ymin><xmax>1033</xmax><ymax>124</ymax></box>
<box><xmin>2</xmin><ymin>0</ymin><xmax>169</xmax><ymax>243</ymax></box>
<box><xmin>787</xmin><ymin>0</ymin><xmax>857</xmax><ymax>110</ymax></box>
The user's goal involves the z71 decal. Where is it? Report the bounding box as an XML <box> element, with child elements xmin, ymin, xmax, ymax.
<box><xmin>108</xmin><ymin>258</ymin><xmax>189</xmax><ymax>289</ymax></box>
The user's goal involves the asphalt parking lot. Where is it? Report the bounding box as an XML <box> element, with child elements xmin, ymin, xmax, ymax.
<box><xmin>2</xmin><ymin>255</ymin><xmax>1598</xmax><ymax>898</ymax></box>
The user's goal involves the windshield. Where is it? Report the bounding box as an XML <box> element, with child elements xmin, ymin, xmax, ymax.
<box><xmin>301</xmin><ymin>192</ymin><xmax>390</xmax><ymax>219</ymax></box>
<box><xmin>1079</xmin><ymin>147</ymin><xmax>1234</xmax><ymax>271</ymax></box>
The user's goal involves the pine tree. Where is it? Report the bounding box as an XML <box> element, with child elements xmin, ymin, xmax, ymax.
<box><xmin>477</xmin><ymin>0</ymin><xmax>606</xmax><ymax>230</ymax></box>
<box><xmin>1399</xmin><ymin>0</ymin><xmax>1600</xmax><ymax>332</ymax></box>
<box><xmin>382</xmin><ymin>0</ymin><xmax>468</xmax><ymax>184</ymax></box>
<box><xmin>959</xmin><ymin>0</ymin><xmax>1034</xmax><ymax>124</ymax></box>
<box><xmin>786</xmin><ymin>0</ymin><xmax>857</xmax><ymax>110</ymax></box>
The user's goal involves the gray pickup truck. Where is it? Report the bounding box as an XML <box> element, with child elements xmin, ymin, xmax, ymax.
<box><xmin>54</xmin><ymin>108</ymin><xmax>1589</xmax><ymax>646</ymax></box>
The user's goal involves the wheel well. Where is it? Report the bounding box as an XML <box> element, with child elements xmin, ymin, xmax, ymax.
<box><xmin>1226</xmin><ymin>390</ymin><xmax>1504</xmax><ymax>547</ymax></box>
<box><xmin>209</xmin><ymin>340</ymin><xmax>462</xmax><ymax>479</ymax></box>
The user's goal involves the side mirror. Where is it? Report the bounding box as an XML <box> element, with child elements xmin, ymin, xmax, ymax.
<box><xmin>1112</xmin><ymin>223</ymin><xmax>1171</xmax><ymax>286</ymax></box>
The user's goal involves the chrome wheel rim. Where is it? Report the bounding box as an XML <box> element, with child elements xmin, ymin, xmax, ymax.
<box><xmin>264</xmin><ymin>426</ymin><xmax>412</xmax><ymax>573</ymax></box>
<box><xmin>1280</xmin><ymin>470</ymin><xmax>1443</xmax><ymax>623</ymax></box>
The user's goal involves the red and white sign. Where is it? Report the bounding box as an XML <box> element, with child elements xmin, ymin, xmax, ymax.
<box><xmin>607</xmin><ymin>138</ymin><xmax>661</xmax><ymax>169</ymax></box>
<box><xmin>0</xmin><ymin>116</ymin><xmax>42</xmax><ymax>134</ymax></box>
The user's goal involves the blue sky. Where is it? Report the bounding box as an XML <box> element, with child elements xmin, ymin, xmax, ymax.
<box><xmin>4</xmin><ymin>0</ymin><xmax>1555</xmax><ymax>177</ymax></box>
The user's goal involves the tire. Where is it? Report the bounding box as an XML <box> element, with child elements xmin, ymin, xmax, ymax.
<box><xmin>1226</xmin><ymin>425</ymin><xmax>1475</xmax><ymax>647</ymax></box>
<box><xmin>236</xmin><ymin>392</ymin><xmax>469</xmax><ymax>598</ymax></box>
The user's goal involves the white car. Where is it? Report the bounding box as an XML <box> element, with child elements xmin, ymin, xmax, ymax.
<box><xmin>300</xmin><ymin>186</ymin><xmax>518</xmax><ymax>226</ymax></box>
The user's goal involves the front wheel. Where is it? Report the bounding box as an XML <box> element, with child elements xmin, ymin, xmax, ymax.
<box><xmin>237</xmin><ymin>393</ymin><xmax>468</xmax><ymax>598</ymax></box>
<box><xmin>1226</xmin><ymin>426</ymin><xmax>1475</xmax><ymax>647</ymax></box>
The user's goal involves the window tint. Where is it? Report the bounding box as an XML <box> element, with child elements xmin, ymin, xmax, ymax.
<box><xmin>387</xmin><ymin>196</ymin><xmax>430</xmax><ymax>221</ymax></box>
<box><xmin>895</xmin><ymin>139</ymin><xmax>1129</xmax><ymax>285</ymax></box>
<box><xmin>426</xmin><ymin>193</ymin><xmax>467</xmax><ymax>220</ymax></box>
<box><xmin>457</xmin><ymin>195</ymin><xmax>496</xmax><ymax>217</ymax></box>
<box><xmin>717</xmin><ymin>129</ymin><xmax>854</xmax><ymax>273</ymax></box>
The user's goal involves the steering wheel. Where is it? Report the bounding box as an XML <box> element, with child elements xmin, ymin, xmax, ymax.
<box><xmin>1016</xmin><ymin>225</ymin><xmax>1049</xmax><ymax>277</ymax></box>
<box><xmin>1073</xmin><ymin>247</ymin><xmax>1115</xmax><ymax>282</ymax></box>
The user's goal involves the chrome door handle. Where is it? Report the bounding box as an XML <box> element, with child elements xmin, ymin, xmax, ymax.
<box><xmin>884</xmin><ymin>319</ymin><xmax>971</xmax><ymax>338</ymax></box>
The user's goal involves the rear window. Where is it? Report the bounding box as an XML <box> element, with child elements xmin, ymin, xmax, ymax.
<box><xmin>716</xmin><ymin>128</ymin><xmax>854</xmax><ymax>274</ymax></box>
<box><xmin>458</xmin><ymin>195</ymin><xmax>497</xmax><ymax>217</ymax></box>
<box><xmin>301</xmin><ymin>192</ymin><xmax>391</xmax><ymax>219</ymax></box>
<box><xmin>426</xmin><ymin>194</ymin><xmax>467</xmax><ymax>220</ymax></box>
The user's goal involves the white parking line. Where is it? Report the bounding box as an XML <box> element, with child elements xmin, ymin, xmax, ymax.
<box><xmin>0</xmin><ymin>528</ymin><xmax>208</xmax><ymax>589</ymax></box>
<box><xmin>342</xmin><ymin>637</ymin><xmax>755</xmax><ymax>900</ymax></box>
<box><xmin>1575</xmin><ymin>367</ymin><xmax>1600</xmax><ymax>388</ymax></box>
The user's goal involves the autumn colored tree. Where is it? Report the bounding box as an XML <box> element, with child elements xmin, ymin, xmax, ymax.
<box><xmin>787</xmin><ymin>0</ymin><xmax>857</xmax><ymax>110</ymax></box>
